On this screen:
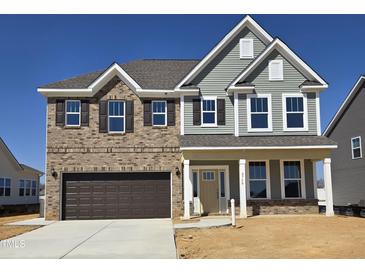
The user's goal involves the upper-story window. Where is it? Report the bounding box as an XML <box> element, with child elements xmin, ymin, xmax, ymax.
<box><xmin>0</xmin><ymin>178</ymin><xmax>11</xmax><ymax>196</ymax></box>
<box><xmin>201</xmin><ymin>97</ymin><xmax>217</xmax><ymax>126</ymax></box>
<box><xmin>152</xmin><ymin>101</ymin><xmax>167</xmax><ymax>126</ymax></box>
<box><xmin>283</xmin><ymin>94</ymin><xmax>307</xmax><ymax>131</ymax></box>
<box><xmin>351</xmin><ymin>136</ymin><xmax>362</xmax><ymax>159</ymax></box>
<box><xmin>247</xmin><ymin>94</ymin><xmax>272</xmax><ymax>132</ymax></box>
<box><xmin>108</xmin><ymin>100</ymin><xmax>125</xmax><ymax>133</ymax></box>
<box><xmin>65</xmin><ymin>100</ymin><xmax>81</xmax><ymax>126</ymax></box>
<box><xmin>269</xmin><ymin>60</ymin><xmax>283</xmax><ymax>81</ymax></box>
<box><xmin>240</xmin><ymin>38</ymin><xmax>254</xmax><ymax>59</ymax></box>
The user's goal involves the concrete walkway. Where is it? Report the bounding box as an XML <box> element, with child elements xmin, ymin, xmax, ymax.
<box><xmin>174</xmin><ymin>217</ymin><xmax>231</xmax><ymax>229</ymax></box>
<box><xmin>0</xmin><ymin>219</ymin><xmax>176</xmax><ymax>259</ymax></box>
<box><xmin>6</xmin><ymin>218</ymin><xmax>55</xmax><ymax>226</ymax></box>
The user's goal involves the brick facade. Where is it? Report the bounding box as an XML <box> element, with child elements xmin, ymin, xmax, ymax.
<box><xmin>45</xmin><ymin>77</ymin><xmax>182</xmax><ymax>220</ymax></box>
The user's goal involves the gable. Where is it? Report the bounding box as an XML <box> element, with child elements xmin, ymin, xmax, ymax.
<box><xmin>0</xmin><ymin>141</ymin><xmax>22</xmax><ymax>175</ymax></box>
<box><xmin>245</xmin><ymin>50</ymin><xmax>307</xmax><ymax>88</ymax></box>
<box><xmin>190</xmin><ymin>27</ymin><xmax>266</xmax><ymax>88</ymax></box>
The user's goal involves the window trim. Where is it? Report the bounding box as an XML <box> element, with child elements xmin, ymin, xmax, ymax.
<box><xmin>65</xmin><ymin>100</ymin><xmax>81</xmax><ymax>127</ymax></box>
<box><xmin>282</xmin><ymin>93</ymin><xmax>308</xmax><ymax>132</ymax></box>
<box><xmin>351</xmin><ymin>136</ymin><xmax>362</xmax><ymax>160</ymax></box>
<box><xmin>108</xmin><ymin>100</ymin><xmax>126</xmax><ymax>134</ymax></box>
<box><xmin>19</xmin><ymin>179</ymin><xmax>25</xmax><ymax>196</ymax></box>
<box><xmin>152</xmin><ymin>100</ymin><xmax>167</xmax><ymax>127</ymax></box>
<box><xmin>247</xmin><ymin>160</ymin><xmax>271</xmax><ymax>200</ymax></box>
<box><xmin>240</xmin><ymin>38</ymin><xmax>254</xmax><ymax>59</ymax></box>
<box><xmin>247</xmin><ymin>93</ymin><xmax>272</xmax><ymax>132</ymax></box>
<box><xmin>269</xmin><ymin>59</ymin><xmax>284</xmax><ymax>81</ymax></box>
<box><xmin>201</xmin><ymin>96</ymin><xmax>217</xmax><ymax>127</ymax></box>
<box><xmin>280</xmin><ymin>159</ymin><xmax>306</xmax><ymax>199</ymax></box>
<box><xmin>0</xmin><ymin>177</ymin><xmax>11</xmax><ymax>197</ymax></box>
<box><xmin>202</xmin><ymin>171</ymin><xmax>215</xmax><ymax>181</ymax></box>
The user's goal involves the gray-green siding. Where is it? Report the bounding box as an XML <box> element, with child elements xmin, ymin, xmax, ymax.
<box><xmin>190</xmin><ymin>159</ymin><xmax>315</xmax><ymax>201</ymax></box>
<box><xmin>183</xmin><ymin>28</ymin><xmax>318</xmax><ymax>136</ymax></box>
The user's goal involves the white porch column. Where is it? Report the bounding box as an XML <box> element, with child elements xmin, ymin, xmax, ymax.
<box><xmin>183</xmin><ymin>160</ymin><xmax>191</xmax><ymax>219</ymax></box>
<box><xmin>239</xmin><ymin>159</ymin><xmax>247</xmax><ymax>218</ymax></box>
<box><xmin>323</xmin><ymin>158</ymin><xmax>334</xmax><ymax>216</ymax></box>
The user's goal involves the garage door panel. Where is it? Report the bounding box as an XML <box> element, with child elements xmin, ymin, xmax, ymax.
<box><xmin>62</xmin><ymin>172</ymin><xmax>171</xmax><ymax>220</ymax></box>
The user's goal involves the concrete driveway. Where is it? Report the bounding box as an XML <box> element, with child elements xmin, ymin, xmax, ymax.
<box><xmin>0</xmin><ymin>219</ymin><xmax>176</xmax><ymax>259</ymax></box>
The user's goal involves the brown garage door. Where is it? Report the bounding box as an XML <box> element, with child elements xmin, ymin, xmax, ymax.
<box><xmin>62</xmin><ymin>172</ymin><xmax>171</xmax><ymax>220</ymax></box>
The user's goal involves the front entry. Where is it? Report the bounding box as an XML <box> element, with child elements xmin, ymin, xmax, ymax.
<box><xmin>200</xmin><ymin>170</ymin><xmax>219</xmax><ymax>214</ymax></box>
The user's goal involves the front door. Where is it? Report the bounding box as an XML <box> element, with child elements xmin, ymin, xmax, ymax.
<box><xmin>200</xmin><ymin>170</ymin><xmax>219</xmax><ymax>214</ymax></box>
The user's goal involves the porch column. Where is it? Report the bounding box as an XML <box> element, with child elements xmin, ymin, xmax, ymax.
<box><xmin>239</xmin><ymin>159</ymin><xmax>247</xmax><ymax>218</ymax></box>
<box><xmin>323</xmin><ymin>158</ymin><xmax>334</xmax><ymax>216</ymax></box>
<box><xmin>183</xmin><ymin>159</ymin><xmax>191</xmax><ymax>219</ymax></box>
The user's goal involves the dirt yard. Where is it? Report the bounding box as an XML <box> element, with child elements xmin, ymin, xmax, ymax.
<box><xmin>175</xmin><ymin>215</ymin><xmax>365</xmax><ymax>259</ymax></box>
<box><xmin>0</xmin><ymin>214</ymin><xmax>40</xmax><ymax>240</ymax></box>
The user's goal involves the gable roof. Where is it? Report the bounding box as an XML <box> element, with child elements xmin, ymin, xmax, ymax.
<box><xmin>0</xmin><ymin>137</ymin><xmax>43</xmax><ymax>175</ymax></box>
<box><xmin>175</xmin><ymin>15</ymin><xmax>273</xmax><ymax>89</ymax></box>
<box><xmin>228</xmin><ymin>38</ymin><xmax>328</xmax><ymax>91</ymax></box>
<box><xmin>38</xmin><ymin>59</ymin><xmax>200</xmax><ymax>97</ymax></box>
<box><xmin>323</xmin><ymin>75</ymin><xmax>365</xmax><ymax>136</ymax></box>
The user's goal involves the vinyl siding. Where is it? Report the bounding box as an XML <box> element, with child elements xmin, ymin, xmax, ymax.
<box><xmin>328</xmin><ymin>85</ymin><xmax>365</xmax><ymax>206</ymax></box>
<box><xmin>184</xmin><ymin>28</ymin><xmax>266</xmax><ymax>134</ymax></box>
<box><xmin>238</xmin><ymin>50</ymin><xmax>318</xmax><ymax>135</ymax></box>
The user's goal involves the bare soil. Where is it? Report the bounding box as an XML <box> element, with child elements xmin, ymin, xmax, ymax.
<box><xmin>175</xmin><ymin>215</ymin><xmax>365</xmax><ymax>259</ymax></box>
<box><xmin>0</xmin><ymin>214</ymin><xmax>40</xmax><ymax>240</ymax></box>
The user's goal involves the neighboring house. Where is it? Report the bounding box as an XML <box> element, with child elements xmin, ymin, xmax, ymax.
<box><xmin>38</xmin><ymin>15</ymin><xmax>337</xmax><ymax>221</ymax></box>
<box><xmin>0</xmin><ymin>137</ymin><xmax>43</xmax><ymax>208</ymax></box>
<box><xmin>324</xmin><ymin>76</ymin><xmax>365</xmax><ymax>207</ymax></box>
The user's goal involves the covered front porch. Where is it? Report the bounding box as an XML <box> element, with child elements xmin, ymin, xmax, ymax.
<box><xmin>181</xmin><ymin>135</ymin><xmax>337</xmax><ymax>219</ymax></box>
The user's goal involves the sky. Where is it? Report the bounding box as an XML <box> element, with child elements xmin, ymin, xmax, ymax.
<box><xmin>0</xmin><ymin>14</ymin><xmax>364</xmax><ymax>182</ymax></box>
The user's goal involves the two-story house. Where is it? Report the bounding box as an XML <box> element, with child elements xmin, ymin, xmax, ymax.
<box><xmin>324</xmin><ymin>76</ymin><xmax>365</xmax><ymax>208</ymax></box>
<box><xmin>38</xmin><ymin>15</ymin><xmax>337</xmax><ymax>221</ymax></box>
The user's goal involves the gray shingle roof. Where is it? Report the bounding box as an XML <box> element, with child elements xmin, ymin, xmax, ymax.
<box><xmin>180</xmin><ymin>135</ymin><xmax>337</xmax><ymax>148</ymax></box>
<box><xmin>40</xmin><ymin>59</ymin><xmax>199</xmax><ymax>90</ymax></box>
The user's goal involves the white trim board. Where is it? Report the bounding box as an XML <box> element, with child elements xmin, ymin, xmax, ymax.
<box><xmin>324</xmin><ymin>75</ymin><xmax>365</xmax><ymax>136</ymax></box>
<box><xmin>180</xmin><ymin>145</ymin><xmax>337</xmax><ymax>151</ymax></box>
<box><xmin>175</xmin><ymin>15</ymin><xmax>273</xmax><ymax>89</ymax></box>
<box><xmin>229</xmin><ymin>38</ymin><xmax>328</xmax><ymax>90</ymax></box>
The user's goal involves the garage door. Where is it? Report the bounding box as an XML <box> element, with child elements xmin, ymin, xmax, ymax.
<box><xmin>62</xmin><ymin>172</ymin><xmax>171</xmax><ymax>220</ymax></box>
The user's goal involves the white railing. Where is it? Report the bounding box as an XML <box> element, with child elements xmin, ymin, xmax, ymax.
<box><xmin>317</xmin><ymin>188</ymin><xmax>326</xmax><ymax>206</ymax></box>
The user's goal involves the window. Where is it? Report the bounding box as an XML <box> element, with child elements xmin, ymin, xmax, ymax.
<box><xmin>0</xmin><ymin>178</ymin><xmax>11</xmax><ymax>196</ymax></box>
<box><xmin>193</xmin><ymin>172</ymin><xmax>198</xmax><ymax>198</ymax></box>
<box><xmin>31</xmin><ymin>181</ymin><xmax>37</xmax><ymax>196</ymax></box>
<box><xmin>248</xmin><ymin>162</ymin><xmax>268</xmax><ymax>199</ymax></box>
<box><xmin>282</xmin><ymin>161</ymin><xmax>304</xmax><ymax>198</ymax></box>
<box><xmin>240</xmin><ymin>38</ymin><xmax>254</xmax><ymax>59</ymax></box>
<box><xmin>201</xmin><ymin>98</ymin><xmax>217</xmax><ymax>126</ymax></box>
<box><xmin>202</xmin><ymin>171</ymin><xmax>215</xmax><ymax>181</ymax></box>
<box><xmin>247</xmin><ymin>94</ymin><xmax>272</xmax><ymax>131</ymax></box>
<box><xmin>283</xmin><ymin>95</ymin><xmax>307</xmax><ymax>131</ymax></box>
<box><xmin>19</xmin><ymin>180</ymin><xmax>25</xmax><ymax>196</ymax></box>
<box><xmin>65</xmin><ymin>100</ymin><xmax>81</xmax><ymax>126</ymax></box>
<box><xmin>108</xmin><ymin>100</ymin><xmax>125</xmax><ymax>133</ymax></box>
<box><xmin>152</xmin><ymin>101</ymin><xmax>167</xmax><ymax>126</ymax></box>
<box><xmin>219</xmin><ymin>171</ymin><xmax>225</xmax><ymax>198</ymax></box>
<box><xmin>351</xmin><ymin>136</ymin><xmax>362</xmax><ymax>159</ymax></box>
<box><xmin>25</xmin><ymin>180</ymin><xmax>31</xmax><ymax>196</ymax></box>
<box><xmin>269</xmin><ymin>60</ymin><xmax>283</xmax><ymax>81</ymax></box>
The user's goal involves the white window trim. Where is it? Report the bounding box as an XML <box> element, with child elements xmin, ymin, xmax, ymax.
<box><xmin>108</xmin><ymin>100</ymin><xmax>126</xmax><ymax>134</ymax></box>
<box><xmin>246</xmin><ymin>160</ymin><xmax>271</xmax><ymax>200</ymax></box>
<box><xmin>201</xmin><ymin>96</ymin><xmax>217</xmax><ymax>127</ymax></box>
<box><xmin>0</xmin><ymin>177</ymin><xmax>11</xmax><ymax>197</ymax></box>
<box><xmin>282</xmin><ymin>93</ymin><xmax>308</xmax><ymax>131</ymax></box>
<box><xmin>351</xmin><ymin>136</ymin><xmax>362</xmax><ymax>160</ymax></box>
<box><xmin>247</xmin><ymin>93</ymin><xmax>272</xmax><ymax>132</ymax></box>
<box><xmin>152</xmin><ymin>100</ymin><xmax>167</xmax><ymax>127</ymax></box>
<box><xmin>202</xmin><ymin>171</ymin><xmax>215</xmax><ymax>181</ymax></box>
<box><xmin>240</xmin><ymin>38</ymin><xmax>254</xmax><ymax>59</ymax></box>
<box><xmin>65</xmin><ymin>100</ymin><xmax>81</xmax><ymax>127</ymax></box>
<box><xmin>269</xmin><ymin>59</ymin><xmax>283</xmax><ymax>81</ymax></box>
<box><xmin>280</xmin><ymin>159</ymin><xmax>306</xmax><ymax>199</ymax></box>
